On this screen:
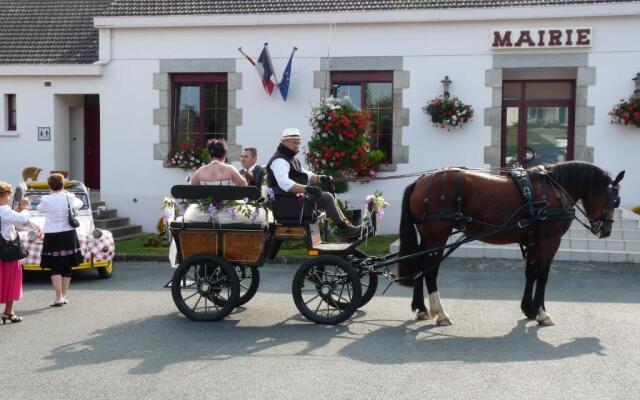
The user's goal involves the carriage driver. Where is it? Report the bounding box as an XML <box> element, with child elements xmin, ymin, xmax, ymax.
<box><xmin>266</xmin><ymin>128</ymin><xmax>362</xmax><ymax>240</ymax></box>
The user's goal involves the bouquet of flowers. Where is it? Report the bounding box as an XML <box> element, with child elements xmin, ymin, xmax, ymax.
<box><xmin>423</xmin><ymin>96</ymin><xmax>474</xmax><ymax>130</ymax></box>
<box><xmin>609</xmin><ymin>97</ymin><xmax>640</xmax><ymax>128</ymax></box>
<box><xmin>306</xmin><ymin>97</ymin><xmax>385</xmax><ymax>192</ymax></box>
<box><xmin>166</xmin><ymin>143</ymin><xmax>211</xmax><ymax>170</ymax></box>
<box><xmin>366</xmin><ymin>191</ymin><xmax>389</xmax><ymax>220</ymax></box>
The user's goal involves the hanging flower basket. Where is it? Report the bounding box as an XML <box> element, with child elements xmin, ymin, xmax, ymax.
<box><xmin>306</xmin><ymin>97</ymin><xmax>386</xmax><ymax>193</ymax></box>
<box><xmin>422</xmin><ymin>96</ymin><xmax>474</xmax><ymax>130</ymax></box>
<box><xmin>166</xmin><ymin>144</ymin><xmax>211</xmax><ymax>170</ymax></box>
<box><xmin>609</xmin><ymin>97</ymin><xmax>640</xmax><ymax>128</ymax></box>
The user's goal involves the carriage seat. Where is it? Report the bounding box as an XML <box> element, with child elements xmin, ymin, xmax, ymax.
<box><xmin>169</xmin><ymin>185</ymin><xmax>268</xmax><ymax>231</ymax></box>
<box><xmin>270</xmin><ymin>192</ymin><xmax>323</xmax><ymax>226</ymax></box>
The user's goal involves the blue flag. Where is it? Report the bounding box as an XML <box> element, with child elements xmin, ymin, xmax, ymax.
<box><xmin>278</xmin><ymin>47</ymin><xmax>297</xmax><ymax>101</ymax></box>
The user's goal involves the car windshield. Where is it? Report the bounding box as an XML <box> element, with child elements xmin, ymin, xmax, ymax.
<box><xmin>18</xmin><ymin>191</ymin><xmax>90</xmax><ymax>212</ymax></box>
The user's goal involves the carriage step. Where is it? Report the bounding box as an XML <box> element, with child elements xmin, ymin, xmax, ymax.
<box><xmin>312</xmin><ymin>242</ymin><xmax>356</xmax><ymax>254</ymax></box>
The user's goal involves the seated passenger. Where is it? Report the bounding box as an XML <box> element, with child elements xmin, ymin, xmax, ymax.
<box><xmin>182</xmin><ymin>139</ymin><xmax>267</xmax><ymax>225</ymax></box>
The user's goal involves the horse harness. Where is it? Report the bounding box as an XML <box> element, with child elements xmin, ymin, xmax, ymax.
<box><xmin>415</xmin><ymin>167</ymin><xmax>576</xmax><ymax>259</ymax></box>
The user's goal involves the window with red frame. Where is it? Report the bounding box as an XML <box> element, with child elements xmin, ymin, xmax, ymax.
<box><xmin>171</xmin><ymin>74</ymin><xmax>227</xmax><ymax>150</ymax></box>
<box><xmin>331</xmin><ymin>71</ymin><xmax>393</xmax><ymax>162</ymax></box>
<box><xmin>6</xmin><ymin>94</ymin><xmax>16</xmax><ymax>131</ymax></box>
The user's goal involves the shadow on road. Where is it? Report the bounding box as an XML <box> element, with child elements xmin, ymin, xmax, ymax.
<box><xmin>40</xmin><ymin>315</ymin><xmax>604</xmax><ymax>375</ymax></box>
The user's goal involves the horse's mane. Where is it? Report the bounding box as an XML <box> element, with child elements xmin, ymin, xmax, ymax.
<box><xmin>532</xmin><ymin>161</ymin><xmax>611</xmax><ymax>195</ymax></box>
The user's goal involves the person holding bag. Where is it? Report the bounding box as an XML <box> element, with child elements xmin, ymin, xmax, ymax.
<box><xmin>37</xmin><ymin>174</ymin><xmax>83</xmax><ymax>307</ymax></box>
<box><xmin>0</xmin><ymin>181</ymin><xmax>30</xmax><ymax>324</ymax></box>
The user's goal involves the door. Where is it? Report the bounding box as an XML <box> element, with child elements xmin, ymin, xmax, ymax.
<box><xmin>501</xmin><ymin>81</ymin><xmax>575</xmax><ymax>167</ymax></box>
<box><xmin>84</xmin><ymin>95</ymin><xmax>100</xmax><ymax>189</ymax></box>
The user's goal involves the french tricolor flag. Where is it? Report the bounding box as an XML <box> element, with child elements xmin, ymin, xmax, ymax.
<box><xmin>256</xmin><ymin>44</ymin><xmax>277</xmax><ymax>96</ymax></box>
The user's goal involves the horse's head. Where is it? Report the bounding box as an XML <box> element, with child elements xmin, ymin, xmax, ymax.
<box><xmin>582</xmin><ymin>170</ymin><xmax>624</xmax><ymax>238</ymax></box>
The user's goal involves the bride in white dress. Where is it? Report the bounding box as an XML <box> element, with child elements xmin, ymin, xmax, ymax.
<box><xmin>169</xmin><ymin>139</ymin><xmax>268</xmax><ymax>267</ymax></box>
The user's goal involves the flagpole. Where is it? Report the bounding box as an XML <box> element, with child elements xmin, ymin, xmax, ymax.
<box><xmin>237</xmin><ymin>47</ymin><xmax>255</xmax><ymax>65</ymax></box>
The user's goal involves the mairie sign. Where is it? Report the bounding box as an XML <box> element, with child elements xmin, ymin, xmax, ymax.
<box><xmin>491</xmin><ymin>28</ymin><xmax>592</xmax><ymax>49</ymax></box>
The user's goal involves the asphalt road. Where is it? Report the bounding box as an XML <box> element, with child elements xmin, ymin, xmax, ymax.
<box><xmin>1</xmin><ymin>259</ymin><xmax>639</xmax><ymax>400</ymax></box>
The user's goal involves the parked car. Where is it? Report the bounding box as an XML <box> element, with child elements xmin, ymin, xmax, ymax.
<box><xmin>12</xmin><ymin>180</ymin><xmax>115</xmax><ymax>278</ymax></box>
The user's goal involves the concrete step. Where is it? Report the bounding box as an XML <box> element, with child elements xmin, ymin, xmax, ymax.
<box><xmin>450</xmin><ymin>244</ymin><xmax>640</xmax><ymax>263</ymax></box>
<box><xmin>92</xmin><ymin>201</ymin><xmax>106</xmax><ymax>209</ymax></box>
<box><xmin>564</xmin><ymin>229</ymin><xmax>640</xmax><ymax>240</ymax></box>
<box><xmin>113</xmin><ymin>232</ymin><xmax>146</xmax><ymax>241</ymax></box>
<box><xmin>94</xmin><ymin>217</ymin><xmax>130</xmax><ymax>229</ymax></box>
<box><xmin>93</xmin><ymin>208</ymin><xmax>118</xmax><ymax>220</ymax></box>
<box><xmin>109</xmin><ymin>225</ymin><xmax>143</xmax><ymax>239</ymax></box>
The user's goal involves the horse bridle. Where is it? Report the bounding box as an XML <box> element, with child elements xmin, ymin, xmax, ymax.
<box><xmin>586</xmin><ymin>183</ymin><xmax>621</xmax><ymax>234</ymax></box>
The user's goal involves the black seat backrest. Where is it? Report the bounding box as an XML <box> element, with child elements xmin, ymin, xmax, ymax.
<box><xmin>171</xmin><ymin>185</ymin><xmax>261</xmax><ymax>201</ymax></box>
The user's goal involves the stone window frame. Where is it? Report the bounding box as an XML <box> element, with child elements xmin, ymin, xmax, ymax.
<box><xmin>484</xmin><ymin>53</ymin><xmax>595</xmax><ymax>167</ymax></box>
<box><xmin>313</xmin><ymin>56</ymin><xmax>410</xmax><ymax>170</ymax></box>
<box><xmin>153</xmin><ymin>59</ymin><xmax>243</xmax><ymax>164</ymax></box>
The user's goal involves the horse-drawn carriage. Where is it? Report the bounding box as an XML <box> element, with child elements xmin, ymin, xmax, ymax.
<box><xmin>168</xmin><ymin>161</ymin><xmax>625</xmax><ymax>326</ymax></box>
<box><xmin>168</xmin><ymin>184</ymin><xmax>383</xmax><ymax>324</ymax></box>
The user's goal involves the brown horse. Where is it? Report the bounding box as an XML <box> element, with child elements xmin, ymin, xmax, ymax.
<box><xmin>398</xmin><ymin>161</ymin><xmax>625</xmax><ymax>326</ymax></box>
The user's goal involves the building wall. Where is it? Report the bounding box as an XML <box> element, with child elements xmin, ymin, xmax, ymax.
<box><xmin>1</xmin><ymin>14</ymin><xmax>639</xmax><ymax>233</ymax></box>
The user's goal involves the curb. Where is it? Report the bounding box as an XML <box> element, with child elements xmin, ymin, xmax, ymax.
<box><xmin>114</xmin><ymin>254</ymin><xmax>309</xmax><ymax>265</ymax></box>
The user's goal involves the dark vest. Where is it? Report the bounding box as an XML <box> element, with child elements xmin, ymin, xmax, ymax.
<box><xmin>266</xmin><ymin>144</ymin><xmax>308</xmax><ymax>193</ymax></box>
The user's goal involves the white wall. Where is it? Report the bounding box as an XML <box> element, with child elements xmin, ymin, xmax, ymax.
<box><xmin>1</xmin><ymin>13</ymin><xmax>639</xmax><ymax>233</ymax></box>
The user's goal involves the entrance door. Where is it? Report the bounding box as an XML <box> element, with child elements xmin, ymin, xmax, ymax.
<box><xmin>501</xmin><ymin>81</ymin><xmax>575</xmax><ymax>167</ymax></box>
<box><xmin>84</xmin><ymin>95</ymin><xmax>100</xmax><ymax>189</ymax></box>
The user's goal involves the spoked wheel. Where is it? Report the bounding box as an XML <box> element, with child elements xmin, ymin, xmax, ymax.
<box><xmin>292</xmin><ymin>255</ymin><xmax>362</xmax><ymax>324</ymax></box>
<box><xmin>171</xmin><ymin>254</ymin><xmax>240</xmax><ymax>321</ymax></box>
<box><xmin>212</xmin><ymin>265</ymin><xmax>260</xmax><ymax>307</ymax></box>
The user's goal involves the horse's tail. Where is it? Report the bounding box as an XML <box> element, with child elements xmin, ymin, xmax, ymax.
<box><xmin>397</xmin><ymin>181</ymin><xmax>420</xmax><ymax>287</ymax></box>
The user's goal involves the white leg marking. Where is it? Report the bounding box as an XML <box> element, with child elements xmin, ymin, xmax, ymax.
<box><xmin>429</xmin><ymin>291</ymin><xmax>453</xmax><ymax>325</ymax></box>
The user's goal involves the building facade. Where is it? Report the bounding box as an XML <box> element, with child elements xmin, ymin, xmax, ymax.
<box><xmin>1</xmin><ymin>0</ymin><xmax>639</xmax><ymax>234</ymax></box>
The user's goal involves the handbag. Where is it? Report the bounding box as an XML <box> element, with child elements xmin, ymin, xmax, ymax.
<box><xmin>0</xmin><ymin>216</ymin><xmax>26</xmax><ymax>261</ymax></box>
<box><xmin>66</xmin><ymin>193</ymin><xmax>80</xmax><ymax>228</ymax></box>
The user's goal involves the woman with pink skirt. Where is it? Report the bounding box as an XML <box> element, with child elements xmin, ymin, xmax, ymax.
<box><xmin>0</xmin><ymin>181</ymin><xmax>30</xmax><ymax>324</ymax></box>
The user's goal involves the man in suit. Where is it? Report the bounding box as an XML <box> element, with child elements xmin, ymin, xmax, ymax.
<box><xmin>240</xmin><ymin>147</ymin><xmax>265</xmax><ymax>187</ymax></box>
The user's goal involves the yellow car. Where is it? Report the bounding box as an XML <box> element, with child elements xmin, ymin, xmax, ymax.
<box><xmin>13</xmin><ymin>181</ymin><xmax>115</xmax><ymax>278</ymax></box>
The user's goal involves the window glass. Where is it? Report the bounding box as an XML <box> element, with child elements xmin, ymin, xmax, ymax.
<box><xmin>172</xmin><ymin>76</ymin><xmax>228</xmax><ymax>149</ymax></box>
<box><xmin>336</xmin><ymin>84</ymin><xmax>361</xmax><ymax>108</ymax></box>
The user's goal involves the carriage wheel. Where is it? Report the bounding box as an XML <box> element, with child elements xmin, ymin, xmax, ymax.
<box><xmin>292</xmin><ymin>255</ymin><xmax>362</xmax><ymax>325</ymax></box>
<box><xmin>171</xmin><ymin>254</ymin><xmax>240</xmax><ymax>322</ymax></box>
<box><xmin>212</xmin><ymin>265</ymin><xmax>260</xmax><ymax>307</ymax></box>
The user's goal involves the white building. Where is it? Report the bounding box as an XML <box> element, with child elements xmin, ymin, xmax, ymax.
<box><xmin>1</xmin><ymin>0</ymin><xmax>639</xmax><ymax>235</ymax></box>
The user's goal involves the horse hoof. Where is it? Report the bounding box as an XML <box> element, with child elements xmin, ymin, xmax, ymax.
<box><xmin>537</xmin><ymin>317</ymin><xmax>555</xmax><ymax>326</ymax></box>
<box><xmin>437</xmin><ymin>318</ymin><xmax>453</xmax><ymax>326</ymax></box>
<box><xmin>416</xmin><ymin>311</ymin><xmax>430</xmax><ymax>320</ymax></box>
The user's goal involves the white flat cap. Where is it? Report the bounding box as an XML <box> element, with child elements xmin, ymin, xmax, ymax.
<box><xmin>281</xmin><ymin>128</ymin><xmax>302</xmax><ymax>140</ymax></box>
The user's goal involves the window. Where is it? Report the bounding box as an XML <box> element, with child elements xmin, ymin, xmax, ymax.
<box><xmin>331</xmin><ymin>71</ymin><xmax>393</xmax><ymax>162</ymax></box>
<box><xmin>6</xmin><ymin>94</ymin><xmax>16</xmax><ymax>130</ymax></box>
<box><xmin>171</xmin><ymin>74</ymin><xmax>227</xmax><ymax>149</ymax></box>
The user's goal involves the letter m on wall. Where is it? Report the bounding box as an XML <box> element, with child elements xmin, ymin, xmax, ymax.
<box><xmin>492</xmin><ymin>31</ymin><xmax>513</xmax><ymax>47</ymax></box>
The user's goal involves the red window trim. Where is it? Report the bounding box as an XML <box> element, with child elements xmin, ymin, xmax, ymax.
<box><xmin>7</xmin><ymin>94</ymin><xmax>16</xmax><ymax>131</ymax></box>
<box><xmin>331</xmin><ymin>71</ymin><xmax>393</xmax><ymax>83</ymax></box>
<box><xmin>170</xmin><ymin>73</ymin><xmax>228</xmax><ymax>149</ymax></box>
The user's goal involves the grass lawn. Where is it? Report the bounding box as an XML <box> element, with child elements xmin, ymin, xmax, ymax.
<box><xmin>116</xmin><ymin>234</ymin><xmax>398</xmax><ymax>258</ymax></box>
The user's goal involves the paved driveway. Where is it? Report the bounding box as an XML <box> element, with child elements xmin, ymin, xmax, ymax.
<box><xmin>2</xmin><ymin>259</ymin><xmax>639</xmax><ymax>400</ymax></box>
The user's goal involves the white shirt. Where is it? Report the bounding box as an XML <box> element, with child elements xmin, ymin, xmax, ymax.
<box><xmin>37</xmin><ymin>192</ymin><xmax>84</xmax><ymax>233</ymax></box>
<box><xmin>270</xmin><ymin>158</ymin><xmax>315</xmax><ymax>192</ymax></box>
<box><xmin>0</xmin><ymin>205</ymin><xmax>30</xmax><ymax>241</ymax></box>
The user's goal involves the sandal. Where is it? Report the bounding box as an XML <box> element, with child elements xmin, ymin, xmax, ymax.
<box><xmin>2</xmin><ymin>313</ymin><xmax>23</xmax><ymax>324</ymax></box>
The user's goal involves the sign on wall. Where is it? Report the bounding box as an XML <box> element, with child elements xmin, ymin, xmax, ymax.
<box><xmin>37</xmin><ymin>127</ymin><xmax>50</xmax><ymax>141</ymax></box>
<box><xmin>491</xmin><ymin>28</ymin><xmax>592</xmax><ymax>49</ymax></box>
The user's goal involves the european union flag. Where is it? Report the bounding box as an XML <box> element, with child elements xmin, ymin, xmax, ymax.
<box><xmin>278</xmin><ymin>47</ymin><xmax>297</xmax><ymax>101</ymax></box>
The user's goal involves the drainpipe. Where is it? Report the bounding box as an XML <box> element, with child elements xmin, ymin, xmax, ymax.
<box><xmin>93</xmin><ymin>28</ymin><xmax>112</xmax><ymax>66</ymax></box>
